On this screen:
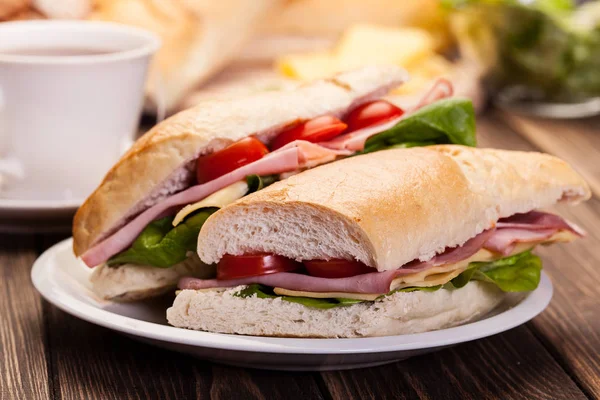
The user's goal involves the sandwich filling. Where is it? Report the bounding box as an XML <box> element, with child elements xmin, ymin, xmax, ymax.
<box><xmin>177</xmin><ymin>211</ymin><xmax>582</xmax><ymax>309</ymax></box>
<box><xmin>82</xmin><ymin>80</ymin><xmax>477</xmax><ymax>269</ymax></box>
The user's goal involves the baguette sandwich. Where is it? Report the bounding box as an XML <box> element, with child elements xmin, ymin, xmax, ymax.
<box><xmin>167</xmin><ymin>145</ymin><xmax>590</xmax><ymax>337</ymax></box>
<box><xmin>73</xmin><ymin>65</ymin><xmax>478</xmax><ymax>301</ymax></box>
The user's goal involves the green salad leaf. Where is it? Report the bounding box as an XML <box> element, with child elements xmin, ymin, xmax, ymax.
<box><xmin>448</xmin><ymin>0</ymin><xmax>600</xmax><ymax>101</ymax></box>
<box><xmin>465</xmin><ymin>250</ymin><xmax>543</xmax><ymax>292</ymax></box>
<box><xmin>246</xmin><ymin>174</ymin><xmax>278</xmax><ymax>194</ymax></box>
<box><xmin>107</xmin><ymin>208</ymin><xmax>218</xmax><ymax>268</ymax></box>
<box><xmin>362</xmin><ymin>98</ymin><xmax>476</xmax><ymax>154</ymax></box>
<box><xmin>107</xmin><ymin>175</ymin><xmax>278</xmax><ymax>269</ymax></box>
<box><xmin>234</xmin><ymin>284</ymin><xmax>364</xmax><ymax>309</ymax></box>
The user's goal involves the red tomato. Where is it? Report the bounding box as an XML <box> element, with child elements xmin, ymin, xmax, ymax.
<box><xmin>217</xmin><ymin>254</ymin><xmax>302</xmax><ymax>280</ymax></box>
<box><xmin>270</xmin><ymin>116</ymin><xmax>348</xmax><ymax>150</ymax></box>
<box><xmin>345</xmin><ymin>100</ymin><xmax>404</xmax><ymax>132</ymax></box>
<box><xmin>196</xmin><ymin>137</ymin><xmax>269</xmax><ymax>184</ymax></box>
<box><xmin>304</xmin><ymin>259</ymin><xmax>376</xmax><ymax>279</ymax></box>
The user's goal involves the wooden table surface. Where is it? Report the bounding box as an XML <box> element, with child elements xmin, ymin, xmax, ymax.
<box><xmin>1</xmin><ymin>110</ymin><xmax>599</xmax><ymax>400</ymax></box>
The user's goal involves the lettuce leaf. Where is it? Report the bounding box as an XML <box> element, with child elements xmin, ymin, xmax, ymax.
<box><xmin>106</xmin><ymin>174</ymin><xmax>278</xmax><ymax>268</ymax></box>
<box><xmin>452</xmin><ymin>250</ymin><xmax>542</xmax><ymax>292</ymax></box>
<box><xmin>362</xmin><ymin>98</ymin><xmax>476</xmax><ymax>154</ymax></box>
<box><xmin>234</xmin><ymin>284</ymin><xmax>364</xmax><ymax>309</ymax></box>
<box><xmin>107</xmin><ymin>208</ymin><xmax>218</xmax><ymax>268</ymax></box>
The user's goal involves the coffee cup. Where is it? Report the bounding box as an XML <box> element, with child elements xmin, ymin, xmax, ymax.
<box><xmin>0</xmin><ymin>21</ymin><xmax>160</xmax><ymax>205</ymax></box>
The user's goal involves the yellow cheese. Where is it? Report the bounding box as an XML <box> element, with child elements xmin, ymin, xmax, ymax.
<box><xmin>277</xmin><ymin>51</ymin><xmax>338</xmax><ymax>81</ymax></box>
<box><xmin>335</xmin><ymin>25</ymin><xmax>435</xmax><ymax>71</ymax></box>
<box><xmin>273</xmin><ymin>287</ymin><xmax>380</xmax><ymax>301</ymax></box>
<box><xmin>172</xmin><ymin>181</ymin><xmax>248</xmax><ymax>226</ymax></box>
<box><xmin>276</xmin><ymin>24</ymin><xmax>445</xmax><ymax>94</ymax></box>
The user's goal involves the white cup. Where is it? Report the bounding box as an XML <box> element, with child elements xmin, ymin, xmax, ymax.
<box><xmin>0</xmin><ymin>21</ymin><xmax>160</xmax><ymax>204</ymax></box>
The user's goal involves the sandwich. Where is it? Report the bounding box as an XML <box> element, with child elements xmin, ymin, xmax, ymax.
<box><xmin>73</xmin><ymin>65</ymin><xmax>477</xmax><ymax>301</ymax></box>
<box><xmin>167</xmin><ymin>145</ymin><xmax>590</xmax><ymax>337</ymax></box>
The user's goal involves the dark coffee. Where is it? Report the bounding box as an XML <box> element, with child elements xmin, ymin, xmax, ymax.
<box><xmin>0</xmin><ymin>47</ymin><xmax>116</xmax><ymax>56</ymax></box>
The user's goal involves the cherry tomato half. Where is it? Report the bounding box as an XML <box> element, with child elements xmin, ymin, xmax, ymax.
<box><xmin>304</xmin><ymin>259</ymin><xmax>376</xmax><ymax>279</ymax></box>
<box><xmin>270</xmin><ymin>115</ymin><xmax>348</xmax><ymax>150</ymax></box>
<box><xmin>197</xmin><ymin>137</ymin><xmax>269</xmax><ymax>184</ymax></box>
<box><xmin>217</xmin><ymin>253</ymin><xmax>302</xmax><ymax>280</ymax></box>
<box><xmin>345</xmin><ymin>100</ymin><xmax>404</xmax><ymax>132</ymax></box>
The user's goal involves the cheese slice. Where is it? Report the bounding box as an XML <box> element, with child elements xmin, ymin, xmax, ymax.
<box><xmin>172</xmin><ymin>181</ymin><xmax>248</xmax><ymax>226</ymax></box>
<box><xmin>273</xmin><ymin>288</ymin><xmax>380</xmax><ymax>301</ymax></box>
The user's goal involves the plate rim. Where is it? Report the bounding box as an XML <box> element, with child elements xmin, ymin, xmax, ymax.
<box><xmin>32</xmin><ymin>238</ymin><xmax>554</xmax><ymax>355</ymax></box>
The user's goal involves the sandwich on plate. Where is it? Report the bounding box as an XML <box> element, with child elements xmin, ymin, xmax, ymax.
<box><xmin>167</xmin><ymin>145</ymin><xmax>590</xmax><ymax>337</ymax></box>
<box><xmin>73</xmin><ymin>65</ymin><xmax>478</xmax><ymax>301</ymax></box>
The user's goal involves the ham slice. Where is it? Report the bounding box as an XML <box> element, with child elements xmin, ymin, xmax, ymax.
<box><xmin>322</xmin><ymin>78</ymin><xmax>455</xmax><ymax>152</ymax></box>
<box><xmin>483</xmin><ymin>228</ymin><xmax>557</xmax><ymax>256</ymax></box>
<box><xmin>497</xmin><ymin>210</ymin><xmax>585</xmax><ymax>235</ymax></box>
<box><xmin>409</xmin><ymin>78</ymin><xmax>454</xmax><ymax>112</ymax></box>
<box><xmin>179</xmin><ymin>229</ymin><xmax>496</xmax><ymax>294</ymax></box>
<box><xmin>81</xmin><ymin>147</ymin><xmax>301</xmax><ymax>267</ymax></box>
<box><xmin>486</xmin><ymin>211</ymin><xmax>583</xmax><ymax>255</ymax></box>
<box><xmin>274</xmin><ymin>140</ymin><xmax>353</xmax><ymax>169</ymax></box>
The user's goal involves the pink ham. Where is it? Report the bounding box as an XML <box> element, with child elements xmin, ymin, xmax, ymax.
<box><xmin>497</xmin><ymin>210</ymin><xmax>585</xmax><ymax>235</ymax></box>
<box><xmin>274</xmin><ymin>140</ymin><xmax>353</xmax><ymax>169</ymax></box>
<box><xmin>179</xmin><ymin>228</ymin><xmax>496</xmax><ymax>294</ymax></box>
<box><xmin>321</xmin><ymin>78</ymin><xmax>455</xmax><ymax>152</ymax></box>
<box><xmin>485</xmin><ymin>211</ymin><xmax>584</xmax><ymax>255</ymax></box>
<box><xmin>483</xmin><ymin>228</ymin><xmax>557</xmax><ymax>256</ymax></box>
<box><xmin>81</xmin><ymin>147</ymin><xmax>301</xmax><ymax>267</ymax></box>
<box><xmin>409</xmin><ymin>78</ymin><xmax>454</xmax><ymax>112</ymax></box>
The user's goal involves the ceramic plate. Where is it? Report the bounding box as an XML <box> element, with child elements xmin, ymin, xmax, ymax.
<box><xmin>32</xmin><ymin>238</ymin><xmax>553</xmax><ymax>371</ymax></box>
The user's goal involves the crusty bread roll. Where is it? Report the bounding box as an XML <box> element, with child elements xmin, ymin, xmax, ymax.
<box><xmin>90</xmin><ymin>0</ymin><xmax>282</xmax><ymax>112</ymax></box>
<box><xmin>90</xmin><ymin>254</ymin><xmax>214</xmax><ymax>301</ymax></box>
<box><xmin>167</xmin><ymin>281</ymin><xmax>504</xmax><ymax>338</ymax></box>
<box><xmin>197</xmin><ymin>146</ymin><xmax>590</xmax><ymax>269</ymax></box>
<box><xmin>72</xmin><ymin>65</ymin><xmax>407</xmax><ymax>256</ymax></box>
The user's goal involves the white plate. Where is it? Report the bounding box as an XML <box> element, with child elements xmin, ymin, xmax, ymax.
<box><xmin>32</xmin><ymin>238</ymin><xmax>553</xmax><ymax>371</ymax></box>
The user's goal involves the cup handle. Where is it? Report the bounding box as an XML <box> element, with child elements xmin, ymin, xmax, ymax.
<box><xmin>0</xmin><ymin>87</ymin><xmax>24</xmax><ymax>189</ymax></box>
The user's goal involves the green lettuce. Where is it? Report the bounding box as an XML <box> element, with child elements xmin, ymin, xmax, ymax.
<box><xmin>362</xmin><ymin>98</ymin><xmax>476</xmax><ymax>154</ymax></box>
<box><xmin>234</xmin><ymin>284</ymin><xmax>364</xmax><ymax>309</ymax></box>
<box><xmin>106</xmin><ymin>174</ymin><xmax>279</xmax><ymax>268</ymax></box>
<box><xmin>453</xmin><ymin>250</ymin><xmax>543</xmax><ymax>292</ymax></box>
<box><xmin>107</xmin><ymin>208</ymin><xmax>218</xmax><ymax>268</ymax></box>
<box><xmin>448</xmin><ymin>0</ymin><xmax>600</xmax><ymax>102</ymax></box>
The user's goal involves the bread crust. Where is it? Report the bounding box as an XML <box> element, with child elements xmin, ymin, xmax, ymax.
<box><xmin>90</xmin><ymin>254</ymin><xmax>214</xmax><ymax>302</ymax></box>
<box><xmin>197</xmin><ymin>145</ymin><xmax>590</xmax><ymax>270</ymax></box>
<box><xmin>166</xmin><ymin>282</ymin><xmax>504</xmax><ymax>338</ymax></box>
<box><xmin>72</xmin><ymin>65</ymin><xmax>408</xmax><ymax>255</ymax></box>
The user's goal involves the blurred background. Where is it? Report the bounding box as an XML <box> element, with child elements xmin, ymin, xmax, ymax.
<box><xmin>4</xmin><ymin>0</ymin><xmax>599</xmax><ymax>118</ymax></box>
<box><xmin>1</xmin><ymin>0</ymin><xmax>599</xmax><ymax>231</ymax></box>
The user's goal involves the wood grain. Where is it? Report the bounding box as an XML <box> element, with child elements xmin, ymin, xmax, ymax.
<box><xmin>320</xmin><ymin>327</ymin><xmax>585</xmax><ymax>400</ymax></box>
<box><xmin>2</xmin><ymin>111</ymin><xmax>600</xmax><ymax>400</ymax></box>
<box><xmin>0</xmin><ymin>234</ymin><xmax>50</xmax><ymax>400</ymax></box>
<box><xmin>478</xmin><ymin>113</ymin><xmax>600</xmax><ymax>398</ymax></box>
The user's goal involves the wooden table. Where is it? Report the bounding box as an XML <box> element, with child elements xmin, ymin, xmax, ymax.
<box><xmin>1</xmin><ymin>110</ymin><xmax>599</xmax><ymax>400</ymax></box>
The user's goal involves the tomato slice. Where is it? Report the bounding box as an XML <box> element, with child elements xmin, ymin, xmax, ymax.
<box><xmin>196</xmin><ymin>137</ymin><xmax>269</xmax><ymax>184</ymax></box>
<box><xmin>270</xmin><ymin>115</ymin><xmax>348</xmax><ymax>150</ymax></box>
<box><xmin>345</xmin><ymin>100</ymin><xmax>404</xmax><ymax>132</ymax></box>
<box><xmin>217</xmin><ymin>253</ymin><xmax>302</xmax><ymax>280</ymax></box>
<box><xmin>304</xmin><ymin>259</ymin><xmax>376</xmax><ymax>278</ymax></box>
